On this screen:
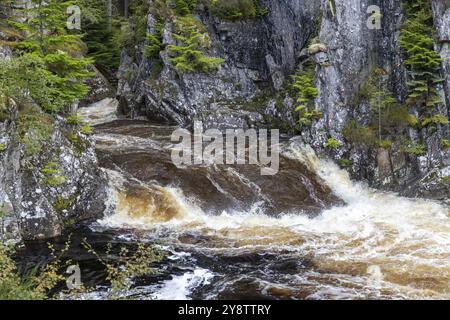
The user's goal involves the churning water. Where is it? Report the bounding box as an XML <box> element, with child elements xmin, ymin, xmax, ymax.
<box><xmin>73</xmin><ymin>99</ymin><xmax>450</xmax><ymax>299</ymax></box>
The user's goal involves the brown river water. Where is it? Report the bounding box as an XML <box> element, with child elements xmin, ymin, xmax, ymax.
<box><xmin>17</xmin><ymin>98</ymin><xmax>450</xmax><ymax>300</ymax></box>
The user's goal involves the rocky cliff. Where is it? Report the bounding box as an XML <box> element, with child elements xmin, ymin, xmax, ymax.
<box><xmin>117</xmin><ymin>0</ymin><xmax>450</xmax><ymax>202</ymax></box>
<box><xmin>0</xmin><ymin>39</ymin><xmax>109</xmax><ymax>242</ymax></box>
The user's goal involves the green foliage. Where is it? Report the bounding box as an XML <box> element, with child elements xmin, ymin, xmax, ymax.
<box><xmin>209</xmin><ymin>0</ymin><xmax>268</xmax><ymax>20</ymax></box>
<box><xmin>400</xmin><ymin>0</ymin><xmax>446</xmax><ymax>127</ymax></box>
<box><xmin>41</xmin><ymin>161</ymin><xmax>67</xmax><ymax>187</ymax></box>
<box><xmin>399</xmin><ymin>140</ymin><xmax>427</xmax><ymax>156</ymax></box>
<box><xmin>0</xmin><ymin>108</ymin><xmax>9</xmax><ymax>122</ymax></box>
<box><xmin>168</xmin><ymin>15</ymin><xmax>224</xmax><ymax>73</ymax></box>
<box><xmin>0</xmin><ymin>236</ymin><xmax>164</xmax><ymax>300</ymax></box>
<box><xmin>77</xmin><ymin>0</ymin><xmax>122</xmax><ymax>74</ymax></box>
<box><xmin>145</xmin><ymin>33</ymin><xmax>163</xmax><ymax>59</ymax></box>
<box><xmin>80</xmin><ymin>125</ymin><xmax>94</xmax><ymax>136</ymax></box>
<box><xmin>359</xmin><ymin>68</ymin><xmax>416</xmax><ymax>136</ymax></box>
<box><xmin>291</xmin><ymin>63</ymin><xmax>322</xmax><ymax>127</ymax></box>
<box><xmin>0</xmin><ymin>242</ymin><xmax>67</xmax><ymax>300</ymax></box>
<box><xmin>343</xmin><ymin>120</ymin><xmax>377</xmax><ymax>147</ymax></box>
<box><xmin>421</xmin><ymin>114</ymin><xmax>449</xmax><ymax>127</ymax></box>
<box><xmin>17</xmin><ymin>108</ymin><xmax>54</xmax><ymax>156</ymax></box>
<box><xmin>174</xmin><ymin>0</ymin><xmax>197</xmax><ymax>15</ymax></box>
<box><xmin>357</xmin><ymin>67</ymin><xmax>422</xmax><ymax>155</ymax></box>
<box><xmin>144</xmin><ymin>21</ymin><xmax>165</xmax><ymax>59</ymax></box>
<box><xmin>442</xmin><ymin>139</ymin><xmax>450</xmax><ymax>150</ymax></box>
<box><xmin>325</xmin><ymin>138</ymin><xmax>342</xmax><ymax>150</ymax></box>
<box><xmin>379</xmin><ymin>139</ymin><xmax>393</xmax><ymax>150</ymax></box>
<box><xmin>0</xmin><ymin>203</ymin><xmax>9</xmax><ymax>219</ymax></box>
<box><xmin>4</xmin><ymin>1</ymin><xmax>93</xmax><ymax>113</ymax></box>
<box><xmin>0</xmin><ymin>144</ymin><xmax>6</xmax><ymax>153</ymax></box>
<box><xmin>0</xmin><ymin>54</ymin><xmax>86</xmax><ymax>113</ymax></box>
<box><xmin>381</xmin><ymin>106</ymin><xmax>419</xmax><ymax>130</ymax></box>
<box><xmin>66</xmin><ymin>114</ymin><xmax>84</xmax><ymax>126</ymax></box>
<box><xmin>54</xmin><ymin>195</ymin><xmax>76</xmax><ymax>213</ymax></box>
<box><xmin>69</xmin><ymin>133</ymin><xmax>89</xmax><ymax>154</ymax></box>
<box><xmin>66</xmin><ymin>112</ymin><xmax>93</xmax><ymax>136</ymax></box>
<box><xmin>82</xmin><ymin>240</ymin><xmax>164</xmax><ymax>299</ymax></box>
<box><xmin>116</xmin><ymin>0</ymin><xmax>151</xmax><ymax>57</ymax></box>
<box><xmin>339</xmin><ymin>158</ymin><xmax>352</xmax><ymax>168</ymax></box>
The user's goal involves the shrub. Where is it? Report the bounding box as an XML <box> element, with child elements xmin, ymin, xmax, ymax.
<box><xmin>399</xmin><ymin>141</ymin><xmax>427</xmax><ymax>156</ymax></box>
<box><xmin>0</xmin><ymin>242</ymin><xmax>67</xmax><ymax>300</ymax></box>
<box><xmin>0</xmin><ymin>204</ymin><xmax>9</xmax><ymax>219</ymax></box>
<box><xmin>82</xmin><ymin>240</ymin><xmax>164</xmax><ymax>299</ymax></box>
<box><xmin>144</xmin><ymin>33</ymin><xmax>163</xmax><ymax>59</ymax></box>
<box><xmin>421</xmin><ymin>114</ymin><xmax>449</xmax><ymax>128</ymax></box>
<box><xmin>0</xmin><ymin>143</ymin><xmax>6</xmax><ymax>153</ymax></box>
<box><xmin>343</xmin><ymin>120</ymin><xmax>377</xmax><ymax>147</ymax></box>
<box><xmin>325</xmin><ymin>138</ymin><xmax>342</xmax><ymax>150</ymax></box>
<box><xmin>442</xmin><ymin>139</ymin><xmax>450</xmax><ymax>150</ymax></box>
<box><xmin>70</xmin><ymin>133</ymin><xmax>90</xmax><ymax>154</ymax></box>
<box><xmin>340</xmin><ymin>158</ymin><xmax>352</xmax><ymax>168</ymax></box>
<box><xmin>41</xmin><ymin>161</ymin><xmax>67</xmax><ymax>187</ymax></box>
<box><xmin>0</xmin><ymin>107</ymin><xmax>9</xmax><ymax>122</ymax></box>
<box><xmin>174</xmin><ymin>0</ymin><xmax>197</xmax><ymax>15</ymax></box>
<box><xmin>379</xmin><ymin>139</ymin><xmax>393</xmax><ymax>150</ymax></box>
<box><xmin>209</xmin><ymin>0</ymin><xmax>267</xmax><ymax>20</ymax></box>
<box><xmin>17</xmin><ymin>109</ymin><xmax>53</xmax><ymax>156</ymax></box>
<box><xmin>66</xmin><ymin>114</ymin><xmax>85</xmax><ymax>126</ymax></box>
<box><xmin>80</xmin><ymin>125</ymin><xmax>93</xmax><ymax>136</ymax></box>
<box><xmin>168</xmin><ymin>15</ymin><xmax>224</xmax><ymax>73</ymax></box>
<box><xmin>144</xmin><ymin>19</ymin><xmax>165</xmax><ymax>59</ymax></box>
<box><xmin>379</xmin><ymin>106</ymin><xmax>418</xmax><ymax>132</ymax></box>
<box><xmin>400</xmin><ymin>0</ymin><xmax>443</xmax><ymax>123</ymax></box>
<box><xmin>292</xmin><ymin>62</ymin><xmax>322</xmax><ymax>127</ymax></box>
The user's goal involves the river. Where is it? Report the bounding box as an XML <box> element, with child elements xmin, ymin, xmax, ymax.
<box><xmin>18</xmin><ymin>98</ymin><xmax>450</xmax><ymax>300</ymax></box>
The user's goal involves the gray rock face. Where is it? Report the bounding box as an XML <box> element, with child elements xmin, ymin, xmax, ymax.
<box><xmin>0</xmin><ymin>42</ymin><xmax>109</xmax><ymax>242</ymax></box>
<box><xmin>79</xmin><ymin>66</ymin><xmax>115</xmax><ymax>108</ymax></box>
<box><xmin>310</xmin><ymin>0</ymin><xmax>449</xmax><ymax>199</ymax></box>
<box><xmin>117</xmin><ymin>0</ymin><xmax>449</xmax><ymax>200</ymax></box>
<box><xmin>0</xmin><ymin>113</ymin><xmax>108</xmax><ymax>241</ymax></box>
<box><xmin>117</xmin><ymin>0</ymin><xmax>321</xmax><ymax>128</ymax></box>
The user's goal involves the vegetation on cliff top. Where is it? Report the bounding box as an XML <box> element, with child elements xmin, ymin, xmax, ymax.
<box><xmin>208</xmin><ymin>0</ymin><xmax>268</xmax><ymax>20</ymax></box>
<box><xmin>6</xmin><ymin>0</ymin><xmax>93</xmax><ymax>113</ymax></box>
<box><xmin>168</xmin><ymin>15</ymin><xmax>224</xmax><ymax>73</ymax></box>
<box><xmin>291</xmin><ymin>62</ymin><xmax>322</xmax><ymax>128</ymax></box>
<box><xmin>400</xmin><ymin>0</ymin><xmax>448</xmax><ymax>130</ymax></box>
<box><xmin>142</xmin><ymin>0</ymin><xmax>225</xmax><ymax>73</ymax></box>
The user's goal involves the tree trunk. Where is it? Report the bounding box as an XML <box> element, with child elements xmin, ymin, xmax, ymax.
<box><xmin>124</xmin><ymin>0</ymin><xmax>129</xmax><ymax>19</ymax></box>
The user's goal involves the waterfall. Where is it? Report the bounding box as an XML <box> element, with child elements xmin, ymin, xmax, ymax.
<box><xmin>82</xmin><ymin>99</ymin><xmax>450</xmax><ymax>299</ymax></box>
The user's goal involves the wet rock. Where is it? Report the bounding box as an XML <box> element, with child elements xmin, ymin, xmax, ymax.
<box><xmin>0</xmin><ymin>116</ymin><xmax>109</xmax><ymax>241</ymax></box>
<box><xmin>79</xmin><ymin>66</ymin><xmax>115</xmax><ymax>108</ymax></box>
<box><xmin>115</xmin><ymin>0</ymin><xmax>449</xmax><ymax>201</ymax></box>
<box><xmin>117</xmin><ymin>0</ymin><xmax>322</xmax><ymax>126</ymax></box>
<box><xmin>0</xmin><ymin>35</ymin><xmax>109</xmax><ymax>242</ymax></box>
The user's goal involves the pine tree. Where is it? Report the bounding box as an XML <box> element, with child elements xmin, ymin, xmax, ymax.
<box><xmin>78</xmin><ymin>0</ymin><xmax>121</xmax><ymax>75</ymax></box>
<box><xmin>7</xmin><ymin>0</ymin><xmax>93</xmax><ymax>113</ymax></box>
<box><xmin>292</xmin><ymin>62</ymin><xmax>322</xmax><ymax>127</ymax></box>
<box><xmin>168</xmin><ymin>15</ymin><xmax>224</xmax><ymax>73</ymax></box>
<box><xmin>399</xmin><ymin>0</ymin><xmax>448</xmax><ymax>129</ymax></box>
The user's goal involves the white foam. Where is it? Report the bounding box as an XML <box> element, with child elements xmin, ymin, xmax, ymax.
<box><xmin>152</xmin><ymin>269</ymin><xmax>215</xmax><ymax>300</ymax></box>
<box><xmin>97</xmin><ymin>138</ymin><xmax>450</xmax><ymax>299</ymax></box>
